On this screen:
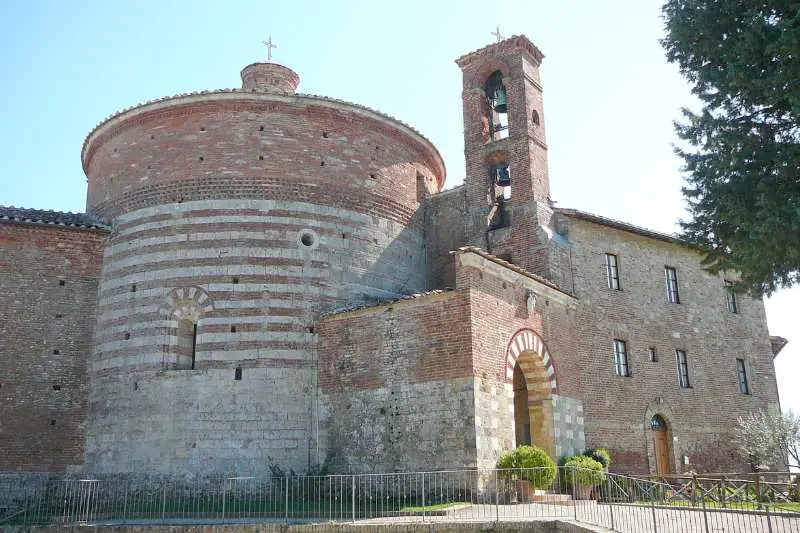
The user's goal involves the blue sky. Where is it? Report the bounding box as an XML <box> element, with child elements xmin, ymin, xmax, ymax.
<box><xmin>1</xmin><ymin>0</ymin><xmax>797</xmax><ymax>417</ymax></box>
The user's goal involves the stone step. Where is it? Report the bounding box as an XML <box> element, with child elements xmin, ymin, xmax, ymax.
<box><xmin>531</xmin><ymin>493</ymin><xmax>573</xmax><ymax>503</ymax></box>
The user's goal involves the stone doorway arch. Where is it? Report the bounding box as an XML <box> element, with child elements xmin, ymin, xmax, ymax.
<box><xmin>650</xmin><ymin>415</ymin><xmax>673</xmax><ymax>475</ymax></box>
<box><xmin>505</xmin><ymin>329</ymin><xmax>561</xmax><ymax>457</ymax></box>
<box><xmin>644</xmin><ymin>398</ymin><xmax>678</xmax><ymax>475</ymax></box>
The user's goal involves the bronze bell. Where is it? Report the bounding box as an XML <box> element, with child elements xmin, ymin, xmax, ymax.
<box><xmin>492</xmin><ymin>85</ymin><xmax>508</xmax><ymax>113</ymax></box>
<box><xmin>495</xmin><ymin>165</ymin><xmax>511</xmax><ymax>186</ymax></box>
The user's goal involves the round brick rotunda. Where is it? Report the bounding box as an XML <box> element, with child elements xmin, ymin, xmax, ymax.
<box><xmin>81</xmin><ymin>60</ymin><xmax>445</xmax><ymax>474</ymax></box>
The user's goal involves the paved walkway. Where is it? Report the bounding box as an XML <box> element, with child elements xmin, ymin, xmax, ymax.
<box><xmin>355</xmin><ymin>502</ymin><xmax>800</xmax><ymax>533</ymax></box>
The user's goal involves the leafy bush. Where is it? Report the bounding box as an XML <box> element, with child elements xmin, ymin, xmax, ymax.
<box><xmin>496</xmin><ymin>445</ymin><xmax>556</xmax><ymax>489</ymax></box>
<box><xmin>563</xmin><ymin>455</ymin><xmax>606</xmax><ymax>491</ymax></box>
<box><xmin>584</xmin><ymin>448</ymin><xmax>612</xmax><ymax>469</ymax></box>
<box><xmin>790</xmin><ymin>476</ymin><xmax>800</xmax><ymax>503</ymax></box>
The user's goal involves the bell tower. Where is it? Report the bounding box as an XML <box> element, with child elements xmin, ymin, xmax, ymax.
<box><xmin>456</xmin><ymin>35</ymin><xmax>569</xmax><ymax>289</ymax></box>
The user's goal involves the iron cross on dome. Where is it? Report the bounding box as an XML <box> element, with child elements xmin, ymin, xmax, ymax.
<box><xmin>262</xmin><ymin>36</ymin><xmax>277</xmax><ymax>61</ymax></box>
<box><xmin>491</xmin><ymin>27</ymin><xmax>504</xmax><ymax>42</ymax></box>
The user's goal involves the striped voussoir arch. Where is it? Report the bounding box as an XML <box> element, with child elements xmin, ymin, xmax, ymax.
<box><xmin>159</xmin><ymin>286</ymin><xmax>215</xmax><ymax>321</ymax></box>
<box><xmin>505</xmin><ymin>328</ymin><xmax>558</xmax><ymax>397</ymax></box>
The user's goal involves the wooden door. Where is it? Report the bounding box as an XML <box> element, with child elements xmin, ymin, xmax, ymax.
<box><xmin>654</xmin><ymin>430</ymin><xmax>672</xmax><ymax>474</ymax></box>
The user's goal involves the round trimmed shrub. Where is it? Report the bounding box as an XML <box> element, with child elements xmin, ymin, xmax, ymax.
<box><xmin>496</xmin><ymin>445</ymin><xmax>556</xmax><ymax>489</ymax></box>
<box><xmin>585</xmin><ymin>448</ymin><xmax>612</xmax><ymax>469</ymax></box>
<box><xmin>563</xmin><ymin>455</ymin><xmax>606</xmax><ymax>492</ymax></box>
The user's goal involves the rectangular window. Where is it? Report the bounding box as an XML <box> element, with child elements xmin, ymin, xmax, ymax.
<box><xmin>648</xmin><ymin>347</ymin><xmax>658</xmax><ymax>362</ymax></box>
<box><xmin>665</xmin><ymin>266</ymin><xmax>680</xmax><ymax>304</ymax></box>
<box><xmin>725</xmin><ymin>280</ymin><xmax>739</xmax><ymax>313</ymax></box>
<box><xmin>676</xmin><ymin>349</ymin><xmax>690</xmax><ymax>388</ymax></box>
<box><xmin>737</xmin><ymin>358</ymin><xmax>750</xmax><ymax>395</ymax></box>
<box><xmin>605</xmin><ymin>253</ymin><xmax>621</xmax><ymax>290</ymax></box>
<box><xmin>613</xmin><ymin>339</ymin><xmax>630</xmax><ymax>377</ymax></box>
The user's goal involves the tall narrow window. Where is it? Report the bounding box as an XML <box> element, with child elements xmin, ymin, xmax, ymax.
<box><xmin>613</xmin><ymin>339</ymin><xmax>630</xmax><ymax>377</ymax></box>
<box><xmin>190</xmin><ymin>323</ymin><xmax>198</xmax><ymax>370</ymax></box>
<box><xmin>605</xmin><ymin>253</ymin><xmax>620</xmax><ymax>290</ymax></box>
<box><xmin>676</xmin><ymin>349</ymin><xmax>690</xmax><ymax>388</ymax></box>
<box><xmin>648</xmin><ymin>347</ymin><xmax>658</xmax><ymax>362</ymax></box>
<box><xmin>175</xmin><ymin>319</ymin><xmax>198</xmax><ymax>370</ymax></box>
<box><xmin>665</xmin><ymin>266</ymin><xmax>680</xmax><ymax>304</ymax></box>
<box><xmin>725</xmin><ymin>280</ymin><xmax>739</xmax><ymax>313</ymax></box>
<box><xmin>737</xmin><ymin>359</ymin><xmax>750</xmax><ymax>394</ymax></box>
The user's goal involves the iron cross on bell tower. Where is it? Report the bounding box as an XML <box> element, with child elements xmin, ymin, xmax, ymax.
<box><xmin>262</xmin><ymin>36</ymin><xmax>277</xmax><ymax>61</ymax></box>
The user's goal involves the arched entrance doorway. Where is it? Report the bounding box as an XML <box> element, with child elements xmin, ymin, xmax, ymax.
<box><xmin>650</xmin><ymin>415</ymin><xmax>672</xmax><ymax>474</ymax></box>
<box><xmin>506</xmin><ymin>329</ymin><xmax>559</xmax><ymax>456</ymax></box>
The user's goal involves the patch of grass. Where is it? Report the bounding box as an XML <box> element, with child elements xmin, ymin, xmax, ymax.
<box><xmin>632</xmin><ymin>500</ymin><xmax>800</xmax><ymax>512</ymax></box>
<box><xmin>398</xmin><ymin>502</ymin><xmax>469</xmax><ymax>513</ymax></box>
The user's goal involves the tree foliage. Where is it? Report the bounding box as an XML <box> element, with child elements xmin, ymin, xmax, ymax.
<box><xmin>735</xmin><ymin>408</ymin><xmax>800</xmax><ymax>470</ymax></box>
<box><xmin>661</xmin><ymin>1</ymin><xmax>800</xmax><ymax>295</ymax></box>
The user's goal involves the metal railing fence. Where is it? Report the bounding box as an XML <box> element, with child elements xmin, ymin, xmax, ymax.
<box><xmin>0</xmin><ymin>467</ymin><xmax>798</xmax><ymax>532</ymax></box>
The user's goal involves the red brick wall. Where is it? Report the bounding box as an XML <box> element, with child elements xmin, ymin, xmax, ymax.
<box><xmin>0</xmin><ymin>222</ymin><xmax>106</xmax><ymax>471</ymax></box>
<box><xmin>317</xmin><ymin>291</ymin><xmax>476</xmax><ymax>472</ymax></box>
<box><xmin>566</xmin><ymin>217</ymin><xmax>779</xmax><ymax>474</ymax></box>
<box><xmin>83</xmin><ymin>96</ymin><xmax>443</xmax><ymax>224</ymax></box>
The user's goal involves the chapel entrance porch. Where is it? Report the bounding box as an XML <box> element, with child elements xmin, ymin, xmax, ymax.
<box><xmin>506</xmin><ymin>329</ymin><xmax>585</xmax><ymax>459</ymax></box>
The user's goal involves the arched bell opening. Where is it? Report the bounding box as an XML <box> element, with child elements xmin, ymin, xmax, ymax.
<box><xmin>485</xmin><ymin>71</ymin><xmax>509</xmax><ymax>141</ymax></box>
<box><xmin>650</xmin><ymin>414</ymin><xmax>673</xmax><ymax>474</ymax></box>
<box><xmin>486</xmin><ymin>150</ymin><xmax>511</xmax><ymax>230</ymax></box>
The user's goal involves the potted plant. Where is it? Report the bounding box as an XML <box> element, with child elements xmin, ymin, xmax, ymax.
<box><xmin>497</xmin><ymin>445</ymin><xmax>556</xmax><ymax>502</ymax></box>
<box><xmin>563</xmin><ymin>455</ymin><xmax>606</xmax><ymax>500</ymax></box>
<box><xmin>585</xmin><ymin>448</ymin><xmax>612</xmax><ymax>471</ymax></box>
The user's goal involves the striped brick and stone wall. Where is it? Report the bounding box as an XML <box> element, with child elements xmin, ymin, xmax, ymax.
<box><xmin>0</xmin><ymin>219</ymin><xmax>107</xmax><ymax>471</ymax></box>
<box><xmin>81</xmin><ymin>62</ymin><xmax>445</xmax><ymax>475</ymax></box>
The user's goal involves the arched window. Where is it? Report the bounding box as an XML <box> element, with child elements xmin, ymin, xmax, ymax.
<box><xmin>650</xmin><ymin>414</ymin><xmax>667</xmax><ymax>432</ymax></box>
<box><xmin>531</xmin><ymin>110</ymin><xmax>541</xmax><ymax>128</ymax></box>
<box><xmin>485</xmin><ymin>71</ymin><xmax>509</xmax><ymax>141</ymax></box>
<box><xmin>175</xmin><ymin>319</ymin><xmax>198</xmax><ymax>370</ymax></box>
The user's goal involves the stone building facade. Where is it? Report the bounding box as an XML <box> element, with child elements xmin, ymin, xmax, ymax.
<box><xmin>0</xmin><ymin>36</ymin><xmax>785</xmax><ymax>475</ymax></box>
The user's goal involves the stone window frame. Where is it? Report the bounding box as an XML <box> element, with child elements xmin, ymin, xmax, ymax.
<box><xmin>725</xmin><ymin>280</ymin><xmax>739</xmax><ymax>314</ymax></box>
<box><xmin>665</xmin><ymin>266</ymin><xmax>680</xmax><ymax>304</ymax></box>
<box><xmin>613</xmin><ymin>339</ymin><xmax>630</xmax><ymax>377</ymax></box>
<box><xmin>736</xmin><ymin>358</ymin><xmax>750</xmax><ymax>395</ymax></box>
<box><xmin>605</xmin><ymin>253</ymin><xmax>621</xmax><ymax>290</ymax></box>
<box><xmin>676</xmin><ymin>349</ymin><xmax>691</xmax><ymax>388</ymax></box>
<box><xmin>648</xmin><ymin>346</ymin><xmax>658</xmax><ymax>362</ymax></box>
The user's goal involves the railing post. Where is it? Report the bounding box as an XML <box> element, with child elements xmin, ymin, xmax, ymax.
<box><xmin>285</xmin><ymin>477</ymin><xmax>290</xmax><ymax>523</ymax></box>
<box><xmin>720</xmin><ymin>475</ymin><xmax>727</xmax><ymax>508</ymax></box>
<box><xmin>421</xmin><ymin>472</ymin><xmax>425</xmax><ymax>523</ymax></box>
<box><xmin>607</xmin><ymin>478</ymin><xmax>615</xmax><ymax>531</ymax></box>
<box><xmin>756</xmin><ymin>475</ymin><xmax>763</xmax><ymax>510</ymax></box>
<box><xmin>650</xmin><ymin>498</ymin><xmax>658</xmax><ymax>533</ymax></box>
<box><xmin>698</xmin><ymin>479</ymin><xmax>710</xmax><ymax>533</ymax></box>
<box><xmin>221</xmin><ymin>479</ymin><xmax>226</xmax><ymax>520</ymax></box>
<box><xmin>161</xmin><ymin>482</ymin><xmax>166</xmax><ymax>521</ymax></box>
<box><xmin>494</xmin><ymin>469</ymin><xmax>499</xmax><ymax>523</ymax></box>
<box><xmin>351</xmin><ymin>475</ymin><xmax>356</xmax><ymax>523</ymax></box>
<box><xmin>122</xmin><ymin>482</ymin><xmax>128</xmax><ymax>525</ymax></box>
<box><xmin>765</xmin><ymin>502</ymin><xmax>774</xmax><ymax>533</ymax></box>
<box><xmin>572</xmin><ymin>468</ymin><xmax>578</xmax><ymax>522</ymax></box>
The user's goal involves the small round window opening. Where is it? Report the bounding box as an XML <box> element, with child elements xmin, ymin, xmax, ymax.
<box><xmin>297</xmin><ymin>229</ymin><xmax>319</xmax><ymax>250</ymax></box>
